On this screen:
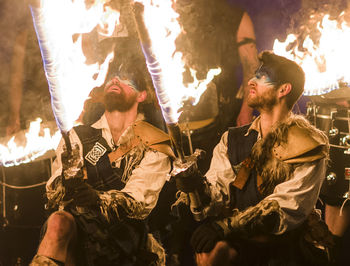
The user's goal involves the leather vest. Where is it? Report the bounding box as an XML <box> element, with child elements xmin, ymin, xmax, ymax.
<box><xmin>74</xmin><ymin>125</ymin><xmax>128</xmax><ymax>191</ymax></box>
<box><xmin>227</xmin><ymin>124</ymin><xmax>262</xmax><ymax>211</ymax></box>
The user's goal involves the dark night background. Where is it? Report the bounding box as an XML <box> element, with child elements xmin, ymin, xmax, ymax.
<box><xmin>0</xmin><ymin>0</ymin><xmax>349</xmax><ymax>265</ymax></box>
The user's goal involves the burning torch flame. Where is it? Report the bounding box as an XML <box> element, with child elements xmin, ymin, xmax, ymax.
<box><xmin>0</xmin><ymin>119</ymin><xmax>61</xmax><ymax>167</ymax></box>
<box><xmin>30</xmin><ymin>0</ymin><xmax>117</xmax><ymax>133</ymax></box>
<box><xmin>135</xmin><ymin>0</ymin><xmax>221</xmax><ymax>124</ymax></box>
<box><xmin>0</xmin><ymin>0</ymin><xmax>120</xmax><ymax>166</ymax></box>
<box><xmin>273</xmin><ymin>13</ymin><xmax>350</xmax><ymax>96</ymax></box>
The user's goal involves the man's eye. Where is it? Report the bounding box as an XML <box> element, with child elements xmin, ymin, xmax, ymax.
<box><xmin>255</xmin><ymin>73</ymin><xmax>262</xmax><ymax>79</ymax></box>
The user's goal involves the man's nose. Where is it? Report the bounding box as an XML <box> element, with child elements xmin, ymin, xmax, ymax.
<box><xmin>248</xmin><ymin>78</ymin><xmax>256</xmax><ymax>86</ymax></box>
<box><xmin>111</xmin><ymin>77</ymin><xmax>119</xmax><ymax>84</ymax></box>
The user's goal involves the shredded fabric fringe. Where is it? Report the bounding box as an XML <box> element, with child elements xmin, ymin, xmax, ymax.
<box><xmin>121</xmin><ymin>143</ymin><xmax>147</xmax><ymax>183</ymax></box>
<box><xmin>226</xmin><ymin>199</ymin><xmax>284</xmax><ymax>236</ymax></box>
<box><xmin>146</xmin><ymin>233</ymin><xmax>166</xmax><ymax>266</ymax></box>
<box><xmin>99</xmin><ymin>189</ymin><xmax>145</xmax><ymax>221</ymax></box>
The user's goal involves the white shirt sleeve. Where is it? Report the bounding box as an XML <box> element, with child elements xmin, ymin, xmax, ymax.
<box><xmin>121</xmin><ymin>150</ymin><xmax>171</xmax><ymax>218</ymax></box>
<box><xmin>265</xmin><ymin>158</ymin><xmax>326</xmax><ymax>234</ymax></box>
<box><xmin>204</xmin><ymin>131</ymin><xmax>236</xmax><ymax>213</ymax></box>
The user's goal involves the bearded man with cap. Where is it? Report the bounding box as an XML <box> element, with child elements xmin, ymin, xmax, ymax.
<box><xmin>175</xmin><ymin>51</ymin><xmax>334</xmax><ymax>265</ymax></box>
<box><xmin>30</xmin><ymin>39</ymin><xmax>174</xmax><ymax>266</ymax></box>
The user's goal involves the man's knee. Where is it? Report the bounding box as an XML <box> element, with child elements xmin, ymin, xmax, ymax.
<box><xmin>45</xmin><ymin>211</ymin><xmax>76</xmax><ymax>242</ymax></box>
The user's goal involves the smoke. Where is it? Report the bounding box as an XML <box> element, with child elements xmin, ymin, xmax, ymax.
<box><xmin>0</xmin><ymin>0</ymin><xmax>54</xmax><ymax>135</ymax></box>
<box><xmin>286</xmin><ymin>0</ymin><xmax>349</xmax><ymax>45</ymax></box>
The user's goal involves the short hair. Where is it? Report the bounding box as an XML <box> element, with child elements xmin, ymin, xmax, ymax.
<box><xmin>259</xmin><ymin>51</ymin><xmax>305</xmax><ymax>110</ymax></box>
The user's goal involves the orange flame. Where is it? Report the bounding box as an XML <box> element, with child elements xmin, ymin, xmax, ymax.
<box><xmin>136</xmin><ymin>0</ymin><xmax>221</xmax><ymax>122</ymax></box>
<box><xmin>2</xmin><ymin>0</ymin><xmax>120</xmax><ymax>166</ymax></box>
<box><xmin>273</xmin><ymin>12</ymin><xmax>350</xmax><ymax>95</ymax></box>
<box><xmin>0</xmin><ymin>119</ymin><xmax>61</xmax><ymax>167</ymax></box>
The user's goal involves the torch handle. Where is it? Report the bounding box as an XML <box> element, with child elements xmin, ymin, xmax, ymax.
<box><xmin>166</xmin><ymin>123</ymin><xmax>185</xmax><ymax>162</ymax></box>
<box><xmin>62</xmin><ymin>131</ymin><xmax>72</xmax><ymax>155</ymax></box>
<box><xmin>188</xmin><ymin>190</ymin><xmax>207</xmax><ymax>221</ymax></box>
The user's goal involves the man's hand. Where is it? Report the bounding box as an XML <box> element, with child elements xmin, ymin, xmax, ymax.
<box><xmin>195</xmin><ymin>241</ymin><xmax>238</xmax><ymax>266</ymax></box>
<box><xmin>174</xmin><ymin>165</ymin><xmax>204</xmax><ymax>193</ymax></box>
<box><xmin>191</xmin><ymin>222</ymin><xmax>225</xmax><ymax>253</ymax></box>
<box><xmin>64</xmin><ymin>178</ymin><xmax>100</xmax><ymax>207</ymax></box>
<box><xmin>172</xmin><ymin>149</ymin><xmax>206</xmax><ymax>193</ymax></box>
<box><xmin>61</xmin><ymin>144</ymin><xmax>84</xmax><ymax>180</ymax></box>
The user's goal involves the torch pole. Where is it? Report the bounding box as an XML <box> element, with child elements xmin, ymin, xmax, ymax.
<box><xmin>61</xmin><ymin>131</ymin><xmax>72</xmax><ymax>155</ymax></box>
<box><xmin>166</xmin><ymin>123</ymin><xmax>185</xmax><ymax>163</ymax></box>
<box><xmin>30</xmin><ymin>4</ymin><xmax>73</xmax><ymax>155</ymax></box>
<box><xmin>133</xmin><ymin>2</ymin><xmax>206</xmax><ymax>221</ymax></box>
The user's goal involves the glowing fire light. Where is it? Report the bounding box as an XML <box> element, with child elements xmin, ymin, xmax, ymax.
<box><xmin>3</xmin><ymin>0</ymin><xmax>220</xmax><ymax>166</ymax></box>
<box><xmin>31</xmin><ymin>0</ymin><xmax>117</xmax><ymax>133</ymax></box>
<box><xmin>273</xmin><ymin>13</ymin><xmax>350</xmax><ymax>96</ymax></box>
<box><xmin>136</xmin><ymin>0</ymin><xmax>221</xmax><ymax>123</ymax></box>
<box><xmin>0</xmin><ymin>119</ymin><xmax>61</xmax><ymax>167</ymax></box>
<box><xmin>1</xmin><ymin>0</ymin><xmax>119</xmax><ymax>166</ymax></box>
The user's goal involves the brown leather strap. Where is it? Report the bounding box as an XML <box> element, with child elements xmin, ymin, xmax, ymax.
<box><xmin>232</xmin><ymin>157</ymin><xmax>264</xmax><ymax>193</ymax></box>
<box><xmin>150</xmin><ymin>143</ymin><xmax>175</xmax><ymax>158</ymax></box>
<box><xmin>232</xmin><ymin>157</ymin><xmax>254</xmax><ymax>190</ymax></box>
<box><xmin>108</xmin><ymin>121</ymin><xmax>175</xmax><ymax>164</ymax></box>
<box><xmin>108</xmin><ymin>137</ymin><xmax>141</xmax><ymax>163</ymax></box>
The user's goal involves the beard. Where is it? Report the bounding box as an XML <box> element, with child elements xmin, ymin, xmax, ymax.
<box><xmin>103</xmin><ymin>91</ymin><xmax>137</xmax><ymax>112</ymax></box>
<box><xmin>247</xmin><ymin>88</ymin><xmax>277</xmax><ymax>110</ymax></box>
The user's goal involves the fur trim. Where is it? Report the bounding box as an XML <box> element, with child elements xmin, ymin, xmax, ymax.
<box><xmin>99</xmin><ymin>190</ymin><xmax>145</xmax><ymax>221</ymax></box>
<box><xmin>251</xmin><ymin>114</ymin><xmax>329</xmax><ymax>196</ymax></box>
<box><xmin>30</xmin><ymin>255</ymin><xmax>60</xmax><ymax>266</ymax></box>
<box><xmin>146</xmin><ymin>233</ymin><xmax>166</xmax><ymax>266</ymax></box>
<box><xmin>217</xmin><ymin>199</ymin><xmax>283</xmax><ymax>236</ymax></box>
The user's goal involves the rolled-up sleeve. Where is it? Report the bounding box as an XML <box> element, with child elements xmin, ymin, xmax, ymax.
<box><xmin>265</xmin><ymin>158</ymin><xmax>326</xmax><ymax>234</ymax></box>
<box><xmin>205</xmin><ymin>132</ymin><xmax>236</xmax><ymax>213</ymax></box>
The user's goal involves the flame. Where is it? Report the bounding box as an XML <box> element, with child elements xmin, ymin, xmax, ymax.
<box><xmin>136</xmin><ymin>0</ymin><xmax>221</xmax><ymax>122</ymax></box>
<box><xmin>3</xmin><ymin>0</ymin><xmax>221</xmax><ymax>166</ymax></box>
<box><xmin>0</xmin><ymin>0</ymin><xmax>120</xmax><ymax>166</ymax></box>
<box><xmin>273</xmin><ymin>12</ymin><xmax>350</xmax><ymax>95</ymax></box>
<box><xmin>0</xmin><ymin>119</ymin><xmax>61</xmax><ymax>167</ymax></box>
<box><xmin>35</xmin><ymin>0</ymin><xmax>119</xmax><ymax>132</ymax></box>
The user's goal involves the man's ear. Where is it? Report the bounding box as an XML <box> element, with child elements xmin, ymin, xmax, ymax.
<box><xmin>137</xmin><ymin>90</ymin><xmax>147</xmax><ymax>103</ymax></box>
<box><xmin>278</xmin><ymin>83</ymin><xmax>292</xmax><ymax>98</ymax></box>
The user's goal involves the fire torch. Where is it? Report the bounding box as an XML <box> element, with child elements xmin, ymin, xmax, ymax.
<box><xmin>30</xmin><ymin>3</ymin><xmax>73</xmax><ymax>155</ymax></box>
<box><xmin>29</xmin><ymin>2</ymin><xmax>87</xmax><ymax>198</ymax></box>
<box><xmin>132</xmin><ymin>2</ymin><xmax>207</xmax><ymax>221</ymax></box>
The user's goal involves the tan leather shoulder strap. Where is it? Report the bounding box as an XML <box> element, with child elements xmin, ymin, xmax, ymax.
<box><xmin>108</xmin><ymin>121</ymin><xmax>175</xmax><ymax>163</ymax></box>
<box><xmin>133</xmin><ymin>120</ymin><xmax>170</xmax><ymax>145</ymax></box>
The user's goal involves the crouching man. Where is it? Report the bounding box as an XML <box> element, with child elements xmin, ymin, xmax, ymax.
<box><xmin>30</xmin><ymin>50</ymin><xmax>174</xmax><ymax>265</ymax></box>
<box><xmin>175</xmin><ymin>51</ymin><xmax>334</xmax><ymax>265</ymax></box>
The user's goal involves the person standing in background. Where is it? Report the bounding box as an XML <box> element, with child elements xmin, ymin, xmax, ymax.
<box><xmin>1</xmin><ymin>0</ymin><xmax>53</xmax><ymax>137</ymax></box>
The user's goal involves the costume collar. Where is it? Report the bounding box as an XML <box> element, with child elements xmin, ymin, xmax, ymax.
<box><xmin>245</xmin><ymin>116</ymin><xmax>262</xmax><ymax>139</ymax></box>
<box><xmin>91</xmin><ymin>113</ymin><xmax>145</xmax><ymax>148</ymax></box>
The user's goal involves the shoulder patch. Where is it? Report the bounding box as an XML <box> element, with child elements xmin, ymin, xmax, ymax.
<box><xmin>85</xmin><ymin>142</ymin><xmax>107</xmax><ymax>165</ymax></box>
